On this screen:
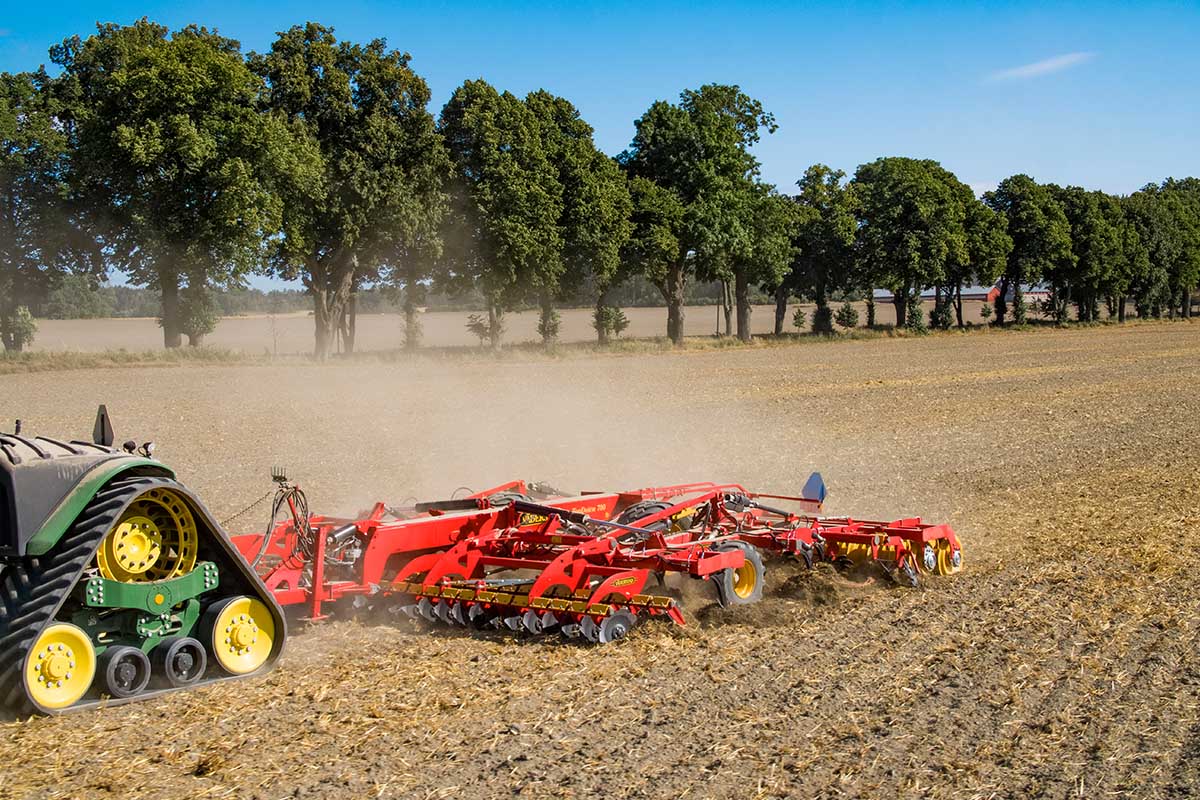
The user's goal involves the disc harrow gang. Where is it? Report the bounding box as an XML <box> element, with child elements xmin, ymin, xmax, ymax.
<box><xmin>231</xmin><ymin>473</ymin><xmax>963</xmax><ymax>644</ymax></box>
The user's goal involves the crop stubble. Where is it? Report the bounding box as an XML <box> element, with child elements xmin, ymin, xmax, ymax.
<box><xmin>0</xmin><ymin>322</ymin><xmax>1197</xmax><ymax>799</ymax></box>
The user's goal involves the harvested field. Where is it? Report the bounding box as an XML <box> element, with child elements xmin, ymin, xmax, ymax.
<box><xmin>1</xmin><ymin>321</ymin><xmax>1198</xmax><ymax>799</ymax></box>
<box><xmin>29</xmin><ymin>298</ymin><xmax>988</xmax><ymax>354</ymax></box>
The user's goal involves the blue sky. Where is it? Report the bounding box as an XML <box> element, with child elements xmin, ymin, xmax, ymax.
<box><xmin>2</xmin><ymin>1</ymin><xmax>1197</xmax><ymax>287</ymax></box>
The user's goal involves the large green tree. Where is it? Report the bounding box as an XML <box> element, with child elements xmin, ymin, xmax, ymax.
<box><xmin>619</xmin><ymin>84</ymin><xmax>776</xmax><ymax>345</ymax></box>
<box><xmin>524</xmin><ymin>90</ymin><xmax>631</xmax><ymax>345</ymax></box>
<box><xmin>983</xmin><ymin>174</ymin><xmax>1074</xmax><ymax>324</ymax></box>
<box><xmin>0</xmin><ymin>69</ymin><xmax>84</xmax><ymax>351</ymax></box>
<box><xmin>251</xmin><ymin>22</ymin><xmax>447</xmax><ymax>358</ymax></box>
<box><xmin>781</xmin><ymin>164</ymin><xmax>857</xmax><ymax>333</ymax></box>
<box><xmin>945</xmin><ymin>198</ymin><xmax>1011</xmax><ymax>328</ymax></box>
<box><xmin>54</xmin><ymin>20</ymin><xmax>302</xmax><ymax>348</ymax></box>
<box><xmin>1048</xmin><ymin>186</ymin><xmax>1123</xmax><ymax>322</ymax></box>
<box><xmin>851</xmin><ymin>157</ymin><xmax>969</xmax><ymax>328</ymax></box>
<box><xmin>438</xmin><ymin>79</ymin><xmax>561</xmax><ymax>349</ymax></box>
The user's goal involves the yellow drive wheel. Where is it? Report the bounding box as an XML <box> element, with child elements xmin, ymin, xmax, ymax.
<box><xmin>25</xmin><ymin>623</ymin><xmax>96</xmax><ymax>710</ymax></box>
<box><xmin>934</xmin><ymin>539</ymin><xmax>963</xmax><ymax>576</ymax></box>
<box><xmin>96</xmin><ymin>487</ymin><xmax>198</xmax><ymax>583</ymax></box>
<box><xmin>202</xmin><ymin>596</ymin><xmax>275</xmax><ymax>675</ymax></box>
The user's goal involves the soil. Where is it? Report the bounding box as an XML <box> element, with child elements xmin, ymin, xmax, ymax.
<box><xmin>1</xmin><ymin>321</ymin><xmax>1197</xmax><ymax>799</ymax></box>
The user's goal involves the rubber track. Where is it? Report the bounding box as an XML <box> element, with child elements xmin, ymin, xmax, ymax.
<box><xmin>0</xmin><ymin>476</ymin><xmax>159</xmax><ymax>716</ymax></box>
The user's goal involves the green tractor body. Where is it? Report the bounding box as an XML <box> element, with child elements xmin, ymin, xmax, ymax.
<box><xmin>0</xmin><ymin>411</ymin><xmax>285</xmax><ymax>715</ymax></box>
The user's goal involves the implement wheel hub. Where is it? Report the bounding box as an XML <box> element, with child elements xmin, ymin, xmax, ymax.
<box><xmin>733</xmin><ymin>562</ymin><xmax>757</xmax><ymax>599</ymax></box>
<box><xmin>230</xmin><ymin>616</ymin><xmax>258</xmax><ymax>649</ymax></box>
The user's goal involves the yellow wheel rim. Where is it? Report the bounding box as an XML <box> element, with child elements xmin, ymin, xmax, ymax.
<box><xmin>96</xmin><ymin>488</ymin><xmax>198</xmax><ymax>583</ymax></box>
<box><xmin>732</xmin><ymin>560</ymin><xmax>758</xmax><ymax>599</ymax></box>
<box><xmin>25</xmin><ymin>623</ymin><xmax>96</xmax><ymax>709</ymax></box>
<box><xmin>935</xmin><ymin>539</ymin><xmax>962</xmax><ymax>576</ymax></box>
<box><xmin>209</xmin><ymin>596</ymin><xmax>274</xmax><ymax>674</ymax></box>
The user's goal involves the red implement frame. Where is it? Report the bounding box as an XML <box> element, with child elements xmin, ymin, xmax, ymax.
<box><xmin>230</xmin><ymin>476</ymin><xmax>962</xmax><ymax>637</ymax></box>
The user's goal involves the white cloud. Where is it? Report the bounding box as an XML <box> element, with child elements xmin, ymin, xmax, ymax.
<box><xmin>990</xmin><ymin>52</ymin><xmax>1095</xmax><ymax>81</ymax></box>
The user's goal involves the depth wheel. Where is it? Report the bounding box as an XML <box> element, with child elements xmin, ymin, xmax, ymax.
<box><xmin>152</xmin><ymin>636</ymin><xmax>208</xmax><ymax>687</ymax></box>
<box><xmin>23</xmin><ymin>623</ymin><xmax>96</xmax><ymax>710</ymax></box>
<box><xmin>99</xmin><ymin>645</ymin><xmax>151</xmax><ymax>698</ymax></box>
<box><xmin>935</xmin><ymin>539</ymin><xmax>962</xmax><ymax>575</ymax></box>
<box><xmin>95</xmin><ymin>487</ymin><xmax>199</xmax><ymax>583</ymax></box>
<box><xmin>201</xmin><ymin>596</ymin><xmax>276</xmax><ymax>675</ymax></box>
<box><xmin>713</xmin><ymin>543</ymin><xmax>764</xmax><ymax>607</ymax></box>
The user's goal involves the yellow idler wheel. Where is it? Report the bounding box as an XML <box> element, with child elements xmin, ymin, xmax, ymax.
<box><xmin>24</xmin><ymin>623</ymin><xmax>96</xmax><ymax>710</ymax></box>
<box><xmin>202</xmin><ymin>596</ymin><xmax>275</xmax><ymax>675</ymax></box>
<box><xmin>96</xmin><ymin>487</ymin><xmax>198</xmax><ymax>583</ymax></box>
<box><xmin>934</xmin><ymin>539</ymin><xmax>963</xmax><ymax>576</ymax></box>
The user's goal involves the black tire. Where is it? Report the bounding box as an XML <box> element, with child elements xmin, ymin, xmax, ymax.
<box><xmin>100</xmin><ymin>645</ymin><xmax>151</xmax><ymax>698</ymax></box>
<box><xmin>713</xmin><ymin>542</ymin><xmax>765</xmax><ymax>608</ymax></box>
<box><xmin>616</xmin><ymin>500</ymin><xmax>694</xmax><ymax>532</ymax></box>
<box><xmin>487</xmin><ymin>492</ymin><xmax>532</xmax><ymax>507</ymax></box>
<box><xmin>152</xmin><ymin>636</ymin><xmax>207</xmax><ymax>688</ymax></box>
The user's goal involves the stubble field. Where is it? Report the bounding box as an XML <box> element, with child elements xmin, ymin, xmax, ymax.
<box><xmin>0</xmin><ymin>321</ymin><xmax>1197</xmax><ymax>799</ymax></box>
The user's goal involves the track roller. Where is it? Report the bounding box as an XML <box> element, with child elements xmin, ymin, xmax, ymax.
<box><xmin>152</xmin><ymin>636</ymin><xmax>207</xmax><ymax>688</ymax></box>
<box><xmin>200</xmin><ymin>595</ymin><xmax>276</xmax><ymax>675</ymax></box>
<box><xmin>99</xmin><ymin>645</ymin><xmax>152</xmax><ymax>698</ymax></box>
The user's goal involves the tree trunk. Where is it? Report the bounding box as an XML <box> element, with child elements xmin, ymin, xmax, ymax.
<box><xmin>1013</xmin><ymin>281</ymin><xmax>1026</xmax><ymax>324</ymax></box>
<box><xmin>1118</xmin><ymin>296</ymin><xmax>1127</xmax><ymax>323</ymax></box>
<box><xmin>310</xmin><ymin>252</ymin><xmax>357</xmax><ymax>360</ymax></box>
<box><xmin>865</xmin><ymin>296</ymin><xmax>876</xmax><ymax>328</ymax></box>
<box><xmin>488</xmin><ymin>298</ymin><xmax>502</xmax><ymax>351</ymax></box>
<box><xmin>404</xmin><ymin>295</ymin><xmax>420</xmax><ymax>350</ymax></box>
<box><xmin>539</xmin><ymin>290</ymin><xmax>556</xmax><ymax>348</ymax></box>
<box><xmin>773</xmin><ymin>285</ymin><xmax>787</xmax><ymax>335</ymax></box>
<box><xmin>721</xmin><ymin>280</ymin><xmax>733</xmax><ymax>337</ymax></box>
<box><xmin>344</xmin><ymin>291</ymin><xmax>358</xmax><ymax>354</ymax></box>
<box><xmin>595</xmin><ymin>290</ymin><xmax>610</xmax><ymax>346</ymax></box>
<box><xmin>892</xmin><ymin>292</ymin><xmax>907</xmax><ymax>328</ymax></box>
<box><xmin>734</xmin><ymin>269</ymin><xmax>751</xmax><ymax>342</ymax></box>
<box><xmin>160</xmin><ymin>271</ymin><xmax>182</xmax><ymax>349</ymax></box>
<box><xmin>995</xmin><ymin>275</ymin><xmax>1011</xmax><ymax>325</ymax></box>
<box><xmin>665</xmin><ymin>263</ymin><xmax>685</xmax><ymax>345</ymax></box>
<box><xmin>954</xmin><ymin>283</ymin><xmax>964</xmax><ymax>329</ymax></box>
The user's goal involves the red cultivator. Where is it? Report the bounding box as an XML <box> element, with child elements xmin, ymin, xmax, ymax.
<box><xmin>231</xmin><ymin>472</ymin><xmax>962</xmax><ymax>643</ymax></box>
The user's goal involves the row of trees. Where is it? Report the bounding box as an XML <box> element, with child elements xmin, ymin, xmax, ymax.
<box><xmin>3</xmin><ymin>20</ymin><xmax>1198</xmax><ymax>355</ymax></box>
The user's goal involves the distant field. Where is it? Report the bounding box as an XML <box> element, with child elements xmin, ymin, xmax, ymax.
<box><xmin>30</xmin><ymin>299</ymin><xmax>988</xmax><ymax>353</ymax></box>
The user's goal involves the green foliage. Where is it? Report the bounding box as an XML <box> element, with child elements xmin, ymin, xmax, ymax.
<box><xmin>55</xmin><ymin>20</ymin><xmax>307</xmax><ymax>347</ymax></box>
<box><xmin>984</xmin><ymin>175</ymin><xmax>1074</xmax><ymax>324</ymax></box>
<box><xmin>0</xmin><ymin>68</ymin><xmax>88</xmax><ymax>350</ymax></box>
<box><xmin>43</xmin><ymin>274</ymin><xmax>114</xmax><ymax>319</ymax></box>
<box><xmin>834</xmin><ymin>301</ymin><xmax>859</xmax><ymax>330</ymax></box>
<box><xmin>785</xmin><ymin>164</ymin><xmax>857</xmax><ymax>315</ymax></box>
<box><xmin>812</xmin><ymin>305</ymin><xmax>833</xmax><ymax>333</ymax></box>
<box><xmin>619</xmin><ymin>84</ymin><xmax>777</xmax><ymax>344</ymax></box>
<box><xmin>179</xmin><ymin>282</ymin><xmax>219</xmax><ymax>345</ymax></box>
<box><xmin>980</xmin><ymin>303</ymin><xmax>993</xmax><ymax>323</ymax></box>
<box><xmin>592</xmin><ymin>306</ymin><xmax>631</xmax><ymax>341</ymax></box>
<box><xmin>466</xmin><ymin>311</ymin><xmax>504</xmax><ymax>347</ymax></box>
<box><xmin>252</xmin><ymin>23</ymin><xmax>447</xmax><ymax>358</ymax></box>
<box><xmin>905</xmin><ymin>296</ymin><xmax>927</xmax><ymax>332</ymax></box>
<box><xmin>851</xmin><ymin>157</ymin><xmax>970</xmax><ymax>327</ymax></box>
<box><xmin>0</xmin><ymin>306</ymin><xmax>38</xmax><ymax>351</ymax></box>
<box><xmin>791</xmin><ymin>307</ymin><xmax>807</xmax><ymax>332</ymax></box>
<box><xmin>537</xmin><ymin>307</ymin><xmax>562</xmax><ymax>343</ymax></box>
<box><xmin>930</xmin><ymin>302</ymin><xmax>953</xmax><ymax>330</ymax></box>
